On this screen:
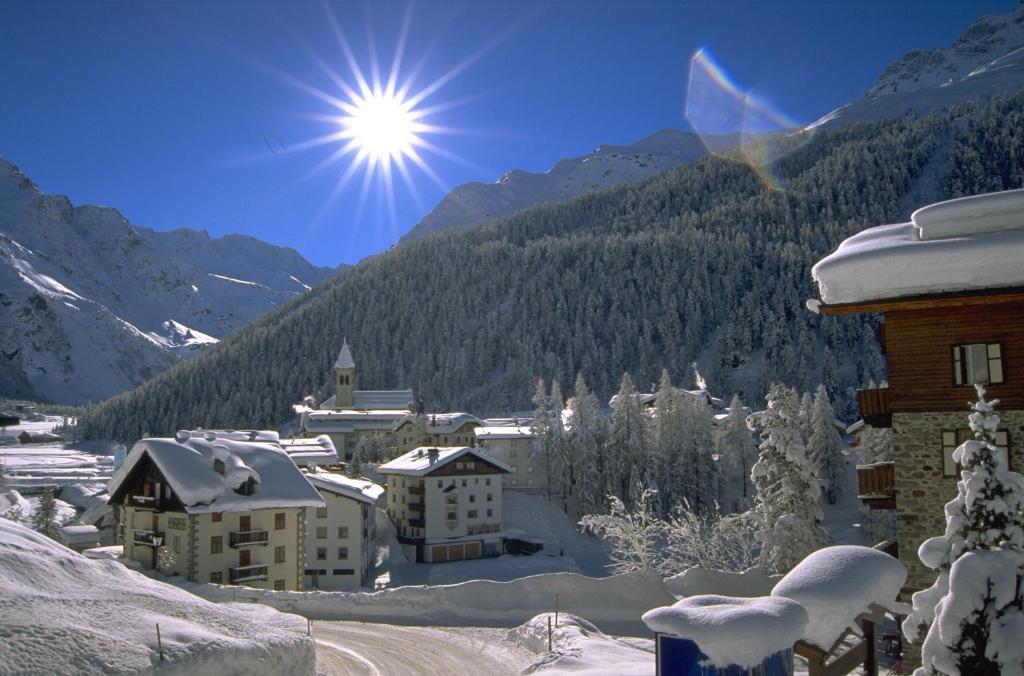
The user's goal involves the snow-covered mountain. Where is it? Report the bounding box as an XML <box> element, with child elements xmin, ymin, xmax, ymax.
<box><xmin>401</xmin><ymin>129</ymin><xmax>739</xmax><ymax>241</ymax></box>
<box><xmin>0</xmin><ymin>157</ymin><xmax>335</xmax><ymax>404</ymax></box>
<box><xmin>811</xmin><ymin>4</ymin><xmax>1024</xmax><ymax>128</ymax></box>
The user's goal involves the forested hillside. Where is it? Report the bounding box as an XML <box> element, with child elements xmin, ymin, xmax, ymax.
<box><xmin>80</xmin><ymin>94</ymin><xmax>1024</xmax><ymax>442</ymax></box>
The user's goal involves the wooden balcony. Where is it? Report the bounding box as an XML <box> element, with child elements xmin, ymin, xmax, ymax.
<box><xmin>857</xmin><ymin>387</ymin><xmax>892</xmax><ymax>428</ymax></box>
<box><xmin>229</xmin><ymin>530</ymin><xmax>269</xmax><ymax>548</ymax></box>
<box><xmin>129</xmin><ymin>495</ymin><xmax>163</xmax><ymax>511</ymax></box>
<box><xmin>229</xmin><ymin>564</ymin><xmax>269</xmax><ymax>584</ymax></box>
<box><xmin>132</xmin><ymin>529</ymin><xmax>164</xmax><ymax>547</ymax></box>
<box><xmin>408</xmin><ymin>500</ymin><xmax>424</xmax><ymax>513</ymax></box>
<box><xmin>857</xmin><ymin>461</ymin><xmax>896</xmax><ymax>510</ymax></box>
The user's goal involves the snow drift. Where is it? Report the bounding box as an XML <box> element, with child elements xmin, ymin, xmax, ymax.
<box><xmin>509</xmin><ymin>612</ymin><xmax>654</xmax><ymax>675</ymax></box>
<box><xmin>0</xmin><ymin>519</ymin><xmax>315</xmax><ymax>675</ymax></box>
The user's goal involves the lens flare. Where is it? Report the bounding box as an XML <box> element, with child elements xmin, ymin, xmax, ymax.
<box><xmin>685</xmin><ymin>47</ymin><xmax>810</xmax><ymax>189</ymax></box>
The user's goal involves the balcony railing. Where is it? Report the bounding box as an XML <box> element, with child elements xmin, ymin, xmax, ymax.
<box><xmin>857</xmin><ymin>387</ymin><xmax>892</xmax><ymax>428</ymax></box>
<box><xmin>408</xmin><ymin>518</ymin><xmax>425</xmax><ymax>528</ymax></box>
<box><xmin>857</xmin><ymin>461</ymin><xmax>896</xmax><ymax>510</ymax></box>
<box><xmin>408</xmin><ymin>485</ymin><xmax>425</xmax><ymax>495</ymax></box>
<box><xmin>229</xmin><ymin>530</ymin><xmax>269</xmax><ymax>548</ymax></box>
<box><xmin>130</xmin><ymin>495</ymin><xmax>163</xmax><ymax>510</ymax></box>
<box><xmin>229</xmin><ymin>564</ymin><xmax>269</xmax><ymax>584</ymax></box>
<box><xmin>408</xmin><ymin>500</ymin><xmax>424</xmax><ymax>513</ymax></box>
<box><xmin>133</xmin><ymin>529</ymin><xmax>164</xmax><ymax>546</ymax></box>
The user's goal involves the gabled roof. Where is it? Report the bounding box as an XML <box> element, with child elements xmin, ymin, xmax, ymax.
<box><xmin>396</xmin><ymin>412</ymin><xmax>482</xmax><ymax>434</ymax></box>
<box><xmin>305</xmin><ymin>472</ymin><xmax>384</xmax><ymax>505</ymax></box>
<box><xmin>377</xmin><ymin>446</ymin><xmax>512</xmax><ymax>476</ymax></box>
<box><xmin>475</xmin><ymin>425</ymin><xmax>535</xmax><ymax>440</ymax></box>
<box><xmin>108</xmin><ymin>433</ymin><xmax>325</xmax><ymax>514</ymax></box>
<box><xmin>335</xmin><ymin>339</ymin><xmax>355</xmax><ymax>369</ymax></box>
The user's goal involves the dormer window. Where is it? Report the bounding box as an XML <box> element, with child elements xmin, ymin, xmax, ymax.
<box><xmin>213</xmin><ymin>458</ymin><xmax>225</xmax><ymax>475</ymax></box>
<box><xmin>953</xmin><ymin>343</ymin><xmax>1003</xmax><ymax>386</ymax></box>
<box><xmin>235</xmin><ymin>476</ymin><xmax>257</xmax><ymax>496</ymax></box>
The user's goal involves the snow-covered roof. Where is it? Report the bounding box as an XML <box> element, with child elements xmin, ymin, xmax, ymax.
<box><xmin>812</xmin><ymin>189</ymin><xmax>1024</xmax><ymax>307</ymax></box>
<box><xmin>772</xmin><ymin>545</ymin><xmax>906</xmax><ymax>650</ymax></box>
<box><xmin>278</xmin><ymin>435</ymin><xmax>338</xmax><ymax>468</ymax></box>
<box><xmin>305</xmin><ymin>471</ymin><xmax>384</xmax><ymax>505</ymax></box>
<box><xmin>475</xmin><ymin>425</ymin><xmax>535</xmax><ymax>440</ymax></box>
<box><xmin>187</xmin><ymin>429</ymin><xmax>280</xmax><ymax>443</ymax></box>
<box><xmin>377</xmin><ymin>446</ymin><xmax>512</xmax><ymax>476</ymax></box>
<box><xmin>318</xmin><ymin>390</ymin><xmax>414</xmax><ymax>411</ymax></box>
<box><xmin>334</xmin><ymin>339</ymin><xmax>355</xmax><ymax>369</ymax></box>
<box><xmin>108</xmin><ymin>432</ymin><xmax>325</xmax><ymax>514</ymax></box>
<box><xmin>397</xmin><ymin>412</ymin><xmax>481</xmax><ymax>434</ymax></box>
<box><xmin>642</xmin><ymin>595</ymin><xmax>808</xmax><ymax>669</ymax></box>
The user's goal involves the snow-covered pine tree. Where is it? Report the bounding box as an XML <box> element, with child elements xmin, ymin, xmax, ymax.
<box><xmin>857</xmin><ymin>425</ymin><xmax>894</xmax><ymax>464</ymax></box>
<box><xmin>746</xmin><ymin>384</ymin><xmax>831</xmax><ymax>573</ymax></box>
<box><xmin>570</xmin><ymin>374</ymin><xmax>605</xmax><ymax>515</ymax></box>
<box><xmin>808</xmin><ymin>384</ymin><xmax>847</xmax><ymax>504</ymax></box>
<box><xmin>31</xmin><ymin>488</ymin><xmax>60</xmax><ymax>540</ymax></box>
<box><xmin>798</xmin><ymin>391</ymin><xmax>815</xmax><ymax>443</ymax></box>
<box><xmin>903</xmin><ymin>386</ymin><xmax>1024</xmax><ymax>675</ymax></box>
<box><xmin>651</xmin><ymin>370</ymin><xmax>684</xmax><ymax>515</ymax></box>
<box><xmin>608</xmin><ymin>373</ymin><xmax>646</xmax><ymax>507</ymax></box>
<box><xmin>530</xmin><ymin>378</ymin><xmax>553</xmax><ymax>499</ymax></box>
<box><xmin>681</xmin><ymin>395</ymin><xmax>719</xmax><ymax>514</ymax></box>
<box><xmin>717</xmin><ymin>393</ymin><xmax>756</xmax><ymax>512</ymax></box>
<box><xmin>548</xmin><ymin>380</ymin><xmax>572</xmax><ymax>507</ymax></box>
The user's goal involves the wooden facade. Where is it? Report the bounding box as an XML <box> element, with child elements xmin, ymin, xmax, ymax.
<box><xmin>882</xmin><ymin>300</ymin><xmax>1024</xmax><ymax>413</ymax></box>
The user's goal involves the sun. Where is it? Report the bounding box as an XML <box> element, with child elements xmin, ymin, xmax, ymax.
<box><xmin>341</xmin><ymin>89</ymin><xmax>420</xmax><ymax>166</ymax></box>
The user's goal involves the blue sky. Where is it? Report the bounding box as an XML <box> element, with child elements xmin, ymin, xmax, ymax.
<box><xmin>0</xmin><ymin>1</ymin><xmax>1015</xmax><ymax>267</ymax></box>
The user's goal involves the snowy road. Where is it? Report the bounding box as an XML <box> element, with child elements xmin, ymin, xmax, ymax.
<box><xmin>314</xmin><ymin>621</ymin><xmax>533</xmax><ymax>675</ymax></box>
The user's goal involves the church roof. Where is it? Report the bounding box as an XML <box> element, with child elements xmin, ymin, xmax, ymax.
<box><xmin>335</xmin><ymin>340</ymin><xmax>355</xmax><ymax>369</ymax></box>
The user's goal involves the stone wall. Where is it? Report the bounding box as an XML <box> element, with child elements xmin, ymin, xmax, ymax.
<box><xmin>891</xmin><ymin>408</ymin><xmax>1024</xmax><ymax>670</ymax></box>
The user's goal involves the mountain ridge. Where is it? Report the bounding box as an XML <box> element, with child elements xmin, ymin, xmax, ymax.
<box><xmin>0</xmin><ymin>156</ymin><xmax>335</xmax><ymax>404</ymax></box>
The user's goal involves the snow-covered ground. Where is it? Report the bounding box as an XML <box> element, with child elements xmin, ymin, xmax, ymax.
<box><xmin>509</xmin><ymin>613</ymin><xmax>655</xmax><ymax>675</ymax></box>
<box><xmin>0</xmin><ymin>519</ymin><xmax>315</xmax><ymax>675</ymax></box>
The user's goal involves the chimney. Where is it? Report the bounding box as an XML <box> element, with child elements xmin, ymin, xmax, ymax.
<box><xmin>428</xmin><ymin>447</ymin><xmax>439</xmax><ymax>463</ymax></box>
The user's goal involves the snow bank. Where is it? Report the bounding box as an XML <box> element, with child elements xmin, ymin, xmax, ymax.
<box><xmin>664</xmin><ymin>566</ymin><xmax>781</xmax><ymax>598</ymax></box>
<box><xmin>509</xmin><ymin>613</ymin><xmax>654</xmax><ymax>675</ymax></box>
<box><xmin>0</xmin><ymin>519</ymin><xmax>315</xmax><ymax>675</ymax></box>
<box><xmin>771</xmin><ymin>545</ymin><xmax>906</xmax><ymax>650</ymax></box>
<box><xmin>812</xmin><ymin>190</ymin><xmax>1024</xmax><ymax>305</ymax></box>
<box><xmin>642</xmin><ymin>595</ymin><xmax>806</xmax><ymax>668</ymax></box>
<box><xmin>182</xmin><ymin>569</ymin><xmax>673</xmax><ymax>634</ymax></box>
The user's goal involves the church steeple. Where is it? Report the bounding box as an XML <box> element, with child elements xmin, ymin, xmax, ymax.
<box><xmin>334</xmin><ymin>339</ymin><xmax>355</xmax><ymax>407</ymax></box>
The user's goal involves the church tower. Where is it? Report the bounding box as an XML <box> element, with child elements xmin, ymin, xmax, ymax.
<box><xmin>334</xmin><ymin>339</ymin><xmax>355</xmax><ymax>408</ymax></box>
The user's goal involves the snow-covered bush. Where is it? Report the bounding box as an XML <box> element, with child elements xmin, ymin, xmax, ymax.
<box><xmin>579</xmin><ymin>489</ymin><xmax>666</xmax><ymax>575</ymax></box>
<box><xmin>903</xmin><ymin>386</ymin><xmax>1024</xmax><ymax>675</ymax></box>
<box><xmin>31</xmin><ymin>488</ymin><xmax>60</xmax><ymax>540</ymax></box>
<box><xmin>746</xmin><ymin>384</ymin><xmax>831</xmax><ymax>573</ymax></box>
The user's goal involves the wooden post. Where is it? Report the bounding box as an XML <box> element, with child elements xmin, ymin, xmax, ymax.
<box><xmin>547</xmin><ymin>615</ymin><xmax>552</xmax><ymax>652</ymax></box>
<box><xmin>861</xmin><ymin>618</ymin><xmax>877</xmax><ymax>676</ymax></box>
<box><xmin>156</xmin><ymin>623</ymin><xmax>164</xmax><ymax>662</ymax></box>
<box><xmin>307</xmin><ymin>617</ymin><xmax>312</xmax><ymax>637</ymax></box>
<box><xmin>555</xmin><ymin>592</ymin><xmax>559</xmax><ymax>627</ymax></box>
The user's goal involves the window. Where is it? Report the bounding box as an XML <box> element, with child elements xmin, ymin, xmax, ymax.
<box><xmin>338</xmin><ymin>527</ymin><xmax>349</xmax><ymax>539</ymax></box>
<box><xmin>337</xmin><ymin>546</ymin><xmax>349</xmax><ymax>559</ymax></box>
<box><xmin>275</xmin><ymin>513</ymin><xmax>286</xmax><ymax>530</ymax></box>
<box><xmin>316</xmin><ymin>526</ymin><xmax>328</xmax><ymax>539</ymax></box>
<box><xmin>456</xmin><ymin>462</ymin><xmax>463</xmax><ymax>470</ymax></box>
<box><xmin>317</xmin><ymin>547</ymin><xmax>327</xmax><ymax>561</ymax></box>
<box><xmin>333</xmin><ymin>568</ymin><xmax>355</xmax><ymax>576</ymax></box>
<box><xmin>469</xmin><ymin>494</ymin><xmax>476</xmax><ymax>503</ymax></box>
<box><xmin>172</xmin><ymin>535</ymin><xmax>180</xmax><ymax>553</ymax></box>
<box><xmin>212</xmin><ymin>512</ymin><xmax>222</xmax><ymax>523</ymax></box>
<box><xmin>213</xmin><ymin>458</ymin><xmax>225</xmax><ymax>475</ymax></box>
<box><xmin>275</xmin><ymin>546</ymin><xmax>286</xmax><ymax>564</ymax></box>
<box><xmin>467</xmin><ymin>510</ymin><xmax>478</xmax><ymax>518</ymax></box>
<box><xmin>486</xmin><ymin>508</ymin><xmax>493</xmax><ymax>517</ymax></box>
<box><xmin>168</xmin><ymin>517</ymin><xmax>186</xmax><ymax>530</ymax></box>
<box><xmin>210</xmin><ymin>571</ymin><xmax>223</xmax><ymax>584</ymax></box>
<box><xmin>437</xmin><ymin>480</ymin><xmax>443</xmax><ymax>488</ymax></box>
<box><xmin>461</xmin><ymin>479</ymin><xmax>467</xmax><ymax>487</ymax></box>
<box><xmin>942</xmin><ymin>429</ymin><xmax>1010</xmax><ymax>477</ymax></box>
<box><xmin>953</xmin><ymin>343</ymin><xmax>1004</xmax><ymax>386</ymax></box>
<box><xmin>274</xmin><ymin>579</ymin><xmax>286</xmax><ymax>591</ymax></box>
<box><xmin>391</xmin><ymin>494</ymin><xmax>396</xmax><ymax>503</ymax></box>
<box><xmin>485</xmin><ymin>478</ymin><xmax>491</xmax><ymax>486</ymax></box>
<box><xmin>316</xmin><ymin>506</ymin><xmax>328</xmax><ymax>519</ymax></box>
<box><xmin>210</xmin><ymin>536</ymin><xmax>223</xmax><ymax>554</ymax></box>
<box><xmin>446</xmin><ymin>511</ymin><xmax>457</xmax><ymax>520</ymax></box>
<box><xmin>466</xmin><ymin>461</ymin><xmax>476</xmax><ymax>470</ymax></box>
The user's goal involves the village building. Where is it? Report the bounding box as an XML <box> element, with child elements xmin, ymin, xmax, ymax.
<box><xmin>378</xmin><ymin>446</ymin><xmax>511</xmax><ymax>563</ymax></box>
<box><xmin>811</xmin><ymin>188</ymin><xmax>1024</xmax><ymax>667</ymax></box>
<box><xmin>302</xmin><ymin>470</ymin><xmax>384</xmax><ymax>590</ymax></box>
<box><xmin>294</xmin><ymin>340</ymin><xmax>414</xmax><ymax>460</ymax></box>
<box><xmin>393</xmin><ymin>412</ymin><xmax>482</xmax><ymax>454</ymax></box>
<box><xmin>107</xmin><ymin>430</ymin><xmax>325</xmax><ymax>591</ymax></box>
<box><xmin>278</xmin><ymin>435</ymin><xmax>342</xmax><ymax>469</ymax></box>
<box><xmin>474</xmin><ymin>420</ymin><xmax>541</xmax><ymax>492</ymax></box>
